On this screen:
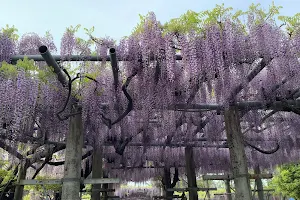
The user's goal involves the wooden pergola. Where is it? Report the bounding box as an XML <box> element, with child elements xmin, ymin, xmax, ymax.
<box><xmin>8</xmin><ymin>46</ymin><xmax>300</xmax><ymax>200</ymax></box>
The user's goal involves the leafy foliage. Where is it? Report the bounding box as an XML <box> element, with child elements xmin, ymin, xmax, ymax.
<box><xmin>24</xmin><ymin>175</ymin><xmax>61</xmax><ymax>199</ymax></box>
<box><xmin>1</xmin><ymin>24</ymin><xmax>19</xmax><ymax>41</ymax></box>
<box><xmin>270</xmin><ymin>163</ymin><xmax>300</xmax><ymax>199</ymax></box>
<box><xmin>0</xmin><ymin>57</ymin><xmax>56</xmax><ymax>82</ymax></box>
<box><xmin>133</xmin><ymin>2</ymin><xmax>299</xmax><ymax>36</ymax></box>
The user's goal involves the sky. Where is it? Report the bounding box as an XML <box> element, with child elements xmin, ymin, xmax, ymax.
<box><xmin>0</xmin><ymin>0</ymin><xmax>299</xmax><ymax>51</ymax></box>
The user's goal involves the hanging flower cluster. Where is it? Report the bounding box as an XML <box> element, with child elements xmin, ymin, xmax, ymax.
<box><xmin>0</xmin><ymin>11</ymin><xmax>300</xmax><ymax>182</ymax></box>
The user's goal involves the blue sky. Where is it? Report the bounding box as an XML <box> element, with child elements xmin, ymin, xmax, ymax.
<box><xmin>0</xmin><ymin>0</ymin><xmax>299</xmax><ymax>51</ymax></box>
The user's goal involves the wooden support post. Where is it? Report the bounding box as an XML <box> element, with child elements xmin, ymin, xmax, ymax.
<box><xmin>225</xmin><ymin>180</ymin><xmax>232</xmax><ymax>200</ymax></box>
<box><xmin>61</xmin><ymin>106</ymin><xmax>84</xmax><ymax>200</ymax></box>
<box><xmin>163</xmin><ymin>167</ymin><xmax>173</xmax><ymax>199</ymax></box>
<box><xmin>102</xmin><ymin>171</ymin><xmax>109</xmax><ymax>200</ymax></box>
<box><xmin>255</xmin><ymin>165</ymin><xmax>264</xmax><ymax>200</ymax></box>
<box><xmin>91</xmin><ymin>146</ymin><xmax>103</xmax><ymax>200</ymax></box>
<box><xmin>206</xmin><ymin>180</ymin><xmax>211</xmax><ymax>199</ymax></box>
<box><xmin>108</xmin><ymin>181</ymin><xmax>114</xmax><ymax>197</ymax></box>
<box><xmin>14</xmin><ymin>160</ymin><xmax>28</xmax><ymax>200</ymax></box>
<box><xmin>184</xmin><ymin>146</ymin><xmax>198</xmax><ymax>200</ymax></box>
<box><xmin>224</xmin><ymin>107</ymin><xmax>251</xmax><ymax>200</ymax></box>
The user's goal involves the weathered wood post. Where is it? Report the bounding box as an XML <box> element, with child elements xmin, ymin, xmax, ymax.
<box><xmin>61</xmin><ymin>107</ymin><xmax>84</xmax><ymax>200</ymax></box>
<box><xmin>225</xmin><ymin>179</ymin><xmax>232</xmax><ymax>200</ymax></box>
<box><xmin>255</xmin><ymin>165</ymin><xmax>264</xmax><ymax>200</ymax></box>
<box><xmin>224</xmin><ymin>107</ymin><xmax>251</xmax><ymax>200</ymax></box>
<box><xmin>102</xmin><ymin>171</ymin><xmax>109</xmax><ymax>200</ymax></box>
<box><xmin>91</xmin><ymin>146</ymin><xmax>103</xmax><ymax>200</ymax></box>
<box><xmin>13</xmin><ymin>160</ymin><xmax>28</xmax><ymax>200</ymax></box>
<box><xmin>163</xmin><ymin>167</ymin><xmax>173</xmax><ymax>199</ymax></box>
<box><xmin>108</xmin><ymin>181</ymin><xmax>114</xmax><ymax>197</ymax></box>
<box><xmin>206</xmin><ymin>180</ymin><xmax>211</xmax><ymax>199</ymax></box>
<box><xmin>39</xmin><ymin>45</ymin><xmax>84</xmax><ymax>200</ymax></box>
<box><xmin>184</xmin><ymin>146</ymin><xmax>198</xmax><ymax>200</ymax></box>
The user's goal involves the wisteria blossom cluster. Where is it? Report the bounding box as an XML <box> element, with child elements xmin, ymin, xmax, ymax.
<box><xmin>0</xmin><ymin>11</ymin><xmax>300</xmax><ymax>181</ymax></box>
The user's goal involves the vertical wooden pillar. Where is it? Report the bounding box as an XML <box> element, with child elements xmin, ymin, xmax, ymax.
<box><xmin>163</xmin><ymin>167</ymin><xmax>173</xmax><ymax>199</ymax></box>
<box><xmin>14</xmin><ymin>160</ymin><xmax>28</xmax><ymax>200</ymax></box>
<box><xmin>255</xmin><ymin>165</ymin><xmax>264</xmax><ymax>200</ymax></box>
<box><xmin>91</xmin><ymin>146</ymin><xmax>103</xmax><ymax>200</ymax></box>
<box><xmin>225</xmin><ymin>179</ymin><xmax>232</xmax><ymax>200</ymax></box>
<box><xmin>108</xmin><ymin>182</ymin><xmax>114</xmax><ymax>197</ymax></box>
<box><xmin>184</xmin><ymin>146</ymin><xmax>198</xmax><ymax>200</ymax></box>
<box><xmin>61</xmin><ymin>106</ymin><xmax>84</xmax><ymax>200</ymax></box>
<box><xmin>206</xmin><ymin>180</ymin><xmax>211</xmax><ymax>199</ymax></box>
<box><xmin>102</xmin><ymin>171</ymin><xmax>109</xmax><ymax>200</ymax></box>
<box><xmin>224</xmin><ymin>107</ymin><xmax>251</xmax><ymax>200</ymax></box>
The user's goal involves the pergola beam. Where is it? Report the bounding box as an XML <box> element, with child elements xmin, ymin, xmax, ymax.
<box><xmin>11</xmin><ymin>54</ymin><xmax>183</xmax><ymax>62</ymax></box>
<box><xmin>104</xmin><ymin>142</ymin><xmax>227</xmax><ymax>148</ymax></box>
<box><xmin>16</xmin><ymin>178</ymin><xmax>120</xmax><ymax>185</ymax></box>
<box><xmin>172</xmin><ymin>99</ymin><xmax>300</xmax><ymax>112</ymax></box>
<box><xmin>99</xmin><ymin>99</ymin><xmax>300</xmax><ymax>112</ymax></box>
<box><xmin>202</xmin><ymin>174</ymin><xmax>273</xmax><ymax>180</ymax></box>
<box><xmin>166</xmin><ymin>187</ymin><xmax>217</xmax><ymax>192</ymax></box>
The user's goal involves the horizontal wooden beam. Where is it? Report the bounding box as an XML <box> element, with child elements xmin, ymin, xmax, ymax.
<box><xmin>111</xmin><ymin>165</ymin><xmax>186</xmax><ymax>170</ymax></box>
<box><xmin>172</xmin><ymin>99</ymin><xmax>300</xmax><ymax>112</ymax></box>
<box><xmin>100</xmin><ymin>196</ymin><xmax>120</xmax><ymax>200</ymax></box>
<box><xmin>153</xmin><ymin>195</ymin><xmax>181</xmax><ymax>199</ymax></box>
<box><xmin>214</xmin><ymin>193</ymin><xmax>234</xmax><ymax>196</ymax></box>
<box><xmin>84</xmin><ymin>178</ymin><xmax>120</xmax><ymax>184</ymax></box>
<box><xmin>11</xmin><ymin>54</ymin><xmax>183</xmax><ymax>62</ymax></box>
<box><xmin>202</xmin><ymin>174</ymin><xmax>273</xmax><ymax>180</ymax></box>
<box><xmin>16</xmin><ymin>178</ymin><xmax>120</xmax><ymax>185</ymax></box>
<box><xmin>166</xmin><ymin>187</ymin><xmax>217</xmax><ymax>192</ymax></box>
<box><xmin>104</xmin><ymin>142</ymin><xmax>227</xmax><ymax>148</ymax></box>
<box><xmin>251</xmin><ymin>189</ymin><xmax>275</xmax><ymax>192</ymax></box>
<box><xmin>81</xmin><ymin>188</ymin><xmax>115</xmax><ymax>192</ymax></box>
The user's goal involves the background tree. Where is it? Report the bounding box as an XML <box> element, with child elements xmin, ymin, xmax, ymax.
<box><xmin>269</xmin><ymin>163</ymin><xmax>300</xmax><ymax>199</ymax></box>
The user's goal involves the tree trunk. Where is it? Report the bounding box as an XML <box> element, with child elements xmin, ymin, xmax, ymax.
<box><xmin>91</xmin><ymin>146</ymin><xmax>103</xmax><ymax>200</ymax></box>
<box><xmin>224</xmin><ymin>107</ymin><xmax>251</xmax><ymax>200</ymax></box>
<box><xmin>61</xmin><ymin>106</ymin><xmax>84</xmax><ymax>200</ymax></box>
<box><xmin>184</xmin><ymin>146</ymin><xmax>198</xmax><ymax>200</ymax></box>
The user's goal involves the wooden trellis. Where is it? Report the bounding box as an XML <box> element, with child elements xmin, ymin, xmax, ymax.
<box><xmin>9</xmin><ymin>47</ymin><xmax>299</xmax><ymax>200</ymax></box>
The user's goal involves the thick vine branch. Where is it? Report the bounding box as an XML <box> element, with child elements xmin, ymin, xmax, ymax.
<box><xmin>32</xmin><ymin>149</ymin><xmax>53</xmax><ymax>179</ymax></box>
<box><xmin>229</xmin><ymin>58</ymin><xmax>271</xmax><ymax>103</ymax></box>
<box><xmin>245</xmin><ymin>140</ymin><xmax>280</xmax><ymax>154</ymax></box>
<box><xmin>47</xmin><ymin>150</ymin><xmax>93</xmax><ymax>166</ymax></box>
<box><xmin>101</xmin><ymin>70</ymin><xmax>137</xmax><ymax>128</ymax></box>
<box><xmin>57</xmin><ymin>69</ymin><xmax>99</xmax><ymax>121</ymax></box>
<box><xmin>171</xmin><ymin>167</ymin><xmax>180</xmax><ymax>188</ymax></box>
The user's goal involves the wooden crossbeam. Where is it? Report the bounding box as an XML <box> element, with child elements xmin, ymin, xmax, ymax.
<box><xmin>153</xmin><ymin>195</ymin><xmax>181</xmax><ymax>199</ymax></box>
<box><xmin>202</xmin><ymin>174</ymin><xmax>272</xmax><ymax>180</ymax></box>
<box><xmin>166</xmin><ymin>187</ymin><xmax>217</xmax><ymax>192</ymax></box>
<box><xmin>81</xmin><ymin>188</ymin><xmax>115</xmax><ymax>192</ymax></box>
<box><xmin>16</xmin><ymin>178</ymin><xmax>120</xmax><ymax>185</ymax></box>
<box><xmin>251</xmin><ymin>189</ymin><xmax>275</xmax><ymax>192</ymax></box>
<box><xmin>214</xmin><ymin>193</ymin><xmax>235</xmax><ymax>196</ymax></box>
<box><xmin>100</xmin><ymin>196</ymin><xmax>120</xmax><ymax>200</ymax></box>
